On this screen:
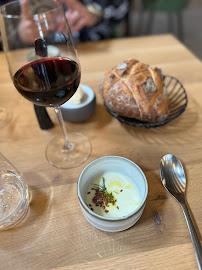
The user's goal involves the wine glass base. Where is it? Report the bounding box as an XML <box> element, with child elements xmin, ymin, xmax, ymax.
<box><xmin>0</xmin><ymin>107</ymin><xmax>12</xmax><ymax>129</ymax></box>
<box><xmin>45</xmin><ymin>132</ymin><xmax>91</xmax><ymax>169</ymax></box>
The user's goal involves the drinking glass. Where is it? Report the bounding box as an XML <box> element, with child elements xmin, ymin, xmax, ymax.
<box><xmin>0</xmin><ymin>0</ymin><xmax>91</xmax><ymax>169</ymax></box>
<box><xmin>0</xmin><ymin>152</ymin><xmax>30</xmax><ymax>230</ymax></box>
<box><xmin>0</xmin><ymin>32</ymin><xmax>12</xmax><ymax>128</ymax></box>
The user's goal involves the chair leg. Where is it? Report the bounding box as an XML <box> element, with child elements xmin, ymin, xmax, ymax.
<box><xmin>145</xmin><ymin>12</ymin><xmax>155</xmax><ymax>35</ymax></box>
<box><xmin>177</xmin><ymin>12</ymin><xmax>184</xmax><ymax>41</ymax></box>
<box><xmin>125</xmin><ymin>11</ymin><xmax>130</xmax><ymax>36</ymax></box>
<box><xmin>167</xmin><ymin>12</ymin><xmax>184</xmax><ymax>41</ymax></box>
<box><xmin>167</xmin><ymin>12</ymin><xmax>174</xmax><ymax>34</ymax></box>
<box><xmin>136</xmin><ymin>9</ymin><xmax>144</xmax><ymax>36</ymax></box>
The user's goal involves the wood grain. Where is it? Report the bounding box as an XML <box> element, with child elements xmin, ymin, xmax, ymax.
<box><xmin>0</xmin><ymin>34</ymin><xmax>201</xmax><ymax>270</ymax></box>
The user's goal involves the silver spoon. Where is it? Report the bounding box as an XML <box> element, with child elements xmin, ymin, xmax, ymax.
<box><xmin>160</xmin><ymin>154</ymin><xmax>202</xmax><ymax>270</ymax></box>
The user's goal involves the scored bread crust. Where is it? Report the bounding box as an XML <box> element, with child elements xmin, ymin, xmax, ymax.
<box><xmin>99</xmin><ymin>59</ymin><xmax>169</xmax><ymax>122</ymax></box>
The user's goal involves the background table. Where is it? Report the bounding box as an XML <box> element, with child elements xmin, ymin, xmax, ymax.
<box><xmin>0</xmin><ymin>34</ymin><xmax>201</xmax><ymax>270</ymax></box>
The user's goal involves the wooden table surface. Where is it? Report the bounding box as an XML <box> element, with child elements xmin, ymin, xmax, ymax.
<box><xmin>0</xmin><ymin>34</ymin><xmax>201</xmax><ymax>270</ymax></box>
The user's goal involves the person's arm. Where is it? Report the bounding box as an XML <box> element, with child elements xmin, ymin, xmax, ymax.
<box><xmin>100</xmin><ymin>0</ymin><xmax>129</xmax><ymax>24</ymax></box>
<box><xmin>79</xmin><ymin>0</ymin><xmax>130</xmax><ymax>41</ymax></box>
<box><xmin>60</xmin><ymin>0</ymin><xmax>100</xmax><ymax>32</ymax></box>
<box><xmin>60</xmin><ymin>0</ymin><xmax>129</xmax><ymax>41</ymax></box>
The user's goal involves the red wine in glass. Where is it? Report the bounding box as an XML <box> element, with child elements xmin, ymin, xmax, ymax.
<box><xmin>14</xmin><ymin>57</ymin><xmax>81</xmax><ymax>107</ymax></box>
<box><xmin>0</xmin><ymin>0</ymin><xmax>91</xmax><ymax>169</ymax></box>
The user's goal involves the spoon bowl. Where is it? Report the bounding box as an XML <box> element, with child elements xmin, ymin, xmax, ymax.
<box><xmin>160</xmin><ymin>154</ymin><xmax>186</xmax><ymax>200</ymax></box>
<box><xmin>160</xmin><ymin>154</ymin><xmax>202</xmax><ymax>270</ymax></box>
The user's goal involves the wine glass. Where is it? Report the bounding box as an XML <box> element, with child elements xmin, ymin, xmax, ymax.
<box><xmin>0</xmin><ymin>33</ymin><xmax>12</xmax><ymax>129</ymax></box>
<box><xmin>0</xmin><ymin>0</ymin><xmax>91</xmax><ymax>169</ymax></box>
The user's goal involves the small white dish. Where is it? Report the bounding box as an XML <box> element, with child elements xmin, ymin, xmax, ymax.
<box><xmin>77</xmin><ymin>156</ymin><xmax>148</xmax><ymax>232</ymax></box>
<box><xmin>61</xmin><ymin>84</ymin><xmax>96</xmax><ymax>122</ymax></box>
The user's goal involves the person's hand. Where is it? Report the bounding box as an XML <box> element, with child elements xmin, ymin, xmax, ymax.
<box><xmin>17</xmin><ymin>0</ymin><xmax>41</xmax><ymax>44</ymax></box>
<box><xmin>60</xmin><ymin>0</ymin><xmax>100</xmax><ymax>33</ymax></box>
<box><xmin>18</xmin><ymin>0</ymin><xmax>61</xmax><ymax>44</ymax></box>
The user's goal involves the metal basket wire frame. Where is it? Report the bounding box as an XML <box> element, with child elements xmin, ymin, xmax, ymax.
<box><xmin>105</xmin><ymin>75</ymin><xmax>188</xmax><ymax>128</ymax></box>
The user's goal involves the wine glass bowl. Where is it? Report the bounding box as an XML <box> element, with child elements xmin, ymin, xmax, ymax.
<box><xmin>0</xmin><ymin>0</ymin><xmax>91</xmax><ymax>169</ymax></box>
<box><xmin>13</xmin><ymin>53</ymin><xmax>81</xmax><ymax>108</ymax></box>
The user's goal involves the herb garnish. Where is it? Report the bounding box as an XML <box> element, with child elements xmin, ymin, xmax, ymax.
<box><xmin>92</xmin><ymin>177</ymin><xmax>116</xmax><ymax>204</ymax></box>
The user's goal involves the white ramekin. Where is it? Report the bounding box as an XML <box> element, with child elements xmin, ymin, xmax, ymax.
<box><xmin>77</xmin><ymin>156</ymin><xmax>148</xmax><ymax>232</ymax></box>
<box><xmin>61</xmin><ymin>84</ymin><xmax>96</xmax><ymax>122</ymax></box>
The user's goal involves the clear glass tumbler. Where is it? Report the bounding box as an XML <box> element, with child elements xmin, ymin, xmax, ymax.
<box><xmin>0</xmin><ymin>153</ymin><xmax>30</xmax><ymax>230</ymax></box>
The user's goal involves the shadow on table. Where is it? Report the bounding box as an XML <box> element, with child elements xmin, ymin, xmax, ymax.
<box><xmin>80</xmin><ymin>103</ymin><xmax>114</xmax><ymax>129</ymax></box>
<box><xmin>120</xmin><ymin>97</ymin><xmax>199</xmax><ymax>145</ymax></box>
<box><xmin>141</xmin><ymin>169</ymin><xmax>168</xmax><ymax>223</ymax></box>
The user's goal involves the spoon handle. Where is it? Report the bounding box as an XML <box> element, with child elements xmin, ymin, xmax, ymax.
<box><xmin>180</xmin><ymin>201</ymin><xmax>202</xmax><ymax>270</ymax></box>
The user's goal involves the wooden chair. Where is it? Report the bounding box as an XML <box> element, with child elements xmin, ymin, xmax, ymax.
<box><xmin>142</xmin><ymin>0</ymin><xmax>189</xmax><ymax>40</ymax></box>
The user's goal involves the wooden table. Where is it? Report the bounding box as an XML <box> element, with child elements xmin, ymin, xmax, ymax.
<box><xmin>0</xmin><ymin>34</ymin><xmax>201</xmax><ymax>270</ymax></box>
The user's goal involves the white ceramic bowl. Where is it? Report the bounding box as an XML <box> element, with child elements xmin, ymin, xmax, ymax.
<box><xmin>61</xmin><ymin>84</ymin><xmax>96</xmax><ymax>122</ymax></box>
<box><xmin>77</xmin><ymin>156</ymin><xmax>148</xmax><ymax>232</ymax></box>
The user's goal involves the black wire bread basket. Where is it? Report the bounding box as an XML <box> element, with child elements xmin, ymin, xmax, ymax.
<box><xmin>105</xmin><ymin>75</ymin><xmax>188</xmax><ymax>128</ymax></box>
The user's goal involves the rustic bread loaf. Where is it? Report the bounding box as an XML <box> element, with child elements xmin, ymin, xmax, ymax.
<box><xmin>99</xmin><ymin>59</ymin><xmax>169</xmax><ymax>122</ymax></box>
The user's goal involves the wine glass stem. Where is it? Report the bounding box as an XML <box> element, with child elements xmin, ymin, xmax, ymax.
<box><xmin>54</xmin><ymin>106</ymin><xmax>74</xmax><ymax>151</ymax></box>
